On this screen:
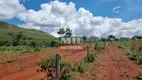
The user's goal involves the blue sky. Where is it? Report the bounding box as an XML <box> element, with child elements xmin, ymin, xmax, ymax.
<box><xmin>0</xmin><ymin>0</ymin><xmax>142</xmax><ymax>37</ymax></box>
<box><xmin>22</xmin><ymin>0</ymin><xmax>142</xmax><ymax>20</ymax></box>
<box><xmin>3</xmin><ymin>0</ymin><xmax>142</xmax><ymax>25</ymax></box>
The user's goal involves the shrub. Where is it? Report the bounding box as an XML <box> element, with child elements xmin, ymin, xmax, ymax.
<box><xmin>129</xmin><ymin>53</ymin><xmax>139</xmax><ymax>60</ymax></box>
<box><xmin>37</xmin><ymin>55</ymin><xmax>73</xmax><ymax>80</ymax></box>
<box><xmin>29</xmin><ymin>41</ymin><xmax>38</xmax><ymax>48</ymax></box>
<box><xmin>136</xmin><ymin>56</ymin><xmax>142</xmax><ymax>64</ymax></box>
<box><xmin>138</xmin><ymin>47</ymin><xmax>142</xmax><ymax>52</ymax></box>
<box><xmin>71</xmin><ymin>61</ymin><xmax>88</xmax><ymax>73</ymax></box>
<box><xmin>6</xmin><ymin>58</ymin><xmax>18</xmax><ymax>63</ymax></box>
<box><xmin>124</xmin><ymin>47</ymin><xmax>132</xmax><ymax>56</ymax></box>
<box><xmin>34</xmin><ymin>47</ymin><xmax>41</xmax><ymax>52</ymax></box>
<box><xmin>40</xmin><ymin>77</ymin><xmax>44</xmax><ymax>80</ymax></box>
<box><xmin>94</xmin><ymin>43</ymin><xmax>105</xmax><ymax>52</ymax></box>
<box><xmin>50</xmin><ymin>41</ymin><xmax>59</xmax><ymax>47</ymax></box>
<box><xmin>0</xmin><ymin>46</ymin><xmax>32</xmax><ymax>54</ymax></box>
<box><xmin>19</xmin><ymin>65</ymin><xmax>25</xmax><ymax>71</ymax></box>
<box><xmin>117</xmin><ymin>44</ymin><xmax>124</xmax><ymax>49</ymax></box>
<box><xmin>136</xmin><ymin>70</ymin><xmax>142</xmax><ymax>80</ymax></box>
<box><xmin>37</xmin><ymin>55</ymin><xmax>56</xmax><ymax>71</ymax></box>
<box><xmin>119</xmin><ymin>42</ymin><xmax>142</xmax><ymax>65</ymax></box>
<box><xmin>43</xmin><ymin>41</ymin><xmax>50</xmax><ymax>47</ymax></box>
<box><xmin>0</xmin><ymin>41</ymin><xmax>9</xmax><ymax>46</ymax></box>
<box><xmin>2</xmin><ymin>58</ymin><xmax>18</xmax><ymax>64</ymax></box>
<box><xmin>86</xmin><ymin>53</ymin><xmax>95</xmax><ymax>63</ymax></box>
<box><xmin>8</xmin><ymin>32</ymin><xmax>26</xmax><ymax>46</ymax></box>
<box><xmin>60</xmin><ymin>62</ymin><xmax>73</xmax><ymax>80</ymax></box>
<box><xmin>77</xmin><ymin>62</ymin><xmax>88</xmax><ymax>73</ymax></box>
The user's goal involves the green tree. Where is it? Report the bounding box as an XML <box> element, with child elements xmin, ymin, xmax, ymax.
<box><xmin>50</xmin><ymin>41</ymin><xmax>59</xmax><ymax>47</ymax></box>
<box><xmin>8</xmin><ymin>32</ymin><xmax>26</xmax><ymax>46</ymax></box>
<box><xmin>82</xmin><ymin>36</ymin><xmax>87</xmax><ymax>42</ymax></box>
<box><xmin>132</xmin><ymin>35</ymin><xmax>142</xmax><ymax>40</ymax></box>
<box><xmin>107</xmin><ymin>35</ymin><xmax>116</xmax><ymax>41</ymax></box>
<box><xmin>101</xmin><ymin>38</ymin><xmax>107</xmax><ymax>41</ymax></box>
<box><xmin>57</xmin><ymin>28</ymin><xmax>65</xmax><ymax>37</ymax></box>
<box><xmin>65</xmin><ymin>28</ymin><xmax>72</xmax><ymax>37</ymax></box>
<box><xmin>132</xmin><ymin>35</ymin><xmax>137</xmax><ymax>40</ymax></box>
<box><xmin>57</xmin><ymin>28</ymin><xmax>72</xmax><ymax>37</ymax></box>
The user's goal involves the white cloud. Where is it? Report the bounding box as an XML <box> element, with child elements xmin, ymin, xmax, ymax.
<box><xmin>0</xmin><ymin>0</ymin><xmax>26</xmax><ymax>20</ymax></box>
<box><xmin>20</xmin><ymin>0</ymin><xmax>30</xmax><ymax>3</ymax></box>
<box><xmin>0</xmin><ymin>0</ymin><xmax>142</xmax><ymax>38</ymax></box>
<box><xmin>113</xmin><ymin>6</ymin><xmax>121</xmax><ymax>13</ymax></box>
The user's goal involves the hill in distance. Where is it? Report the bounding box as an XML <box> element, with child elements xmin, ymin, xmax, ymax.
<box><xmin>0</xmin><ymin>21</ymin><xmax>56</xmax><ymax>41</ymax></box>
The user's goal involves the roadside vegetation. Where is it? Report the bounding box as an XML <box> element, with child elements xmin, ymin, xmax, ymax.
<box><xmin>1</xmin><ymin>58</ymin><xmax>18</xmax><ymax>64</ymax></box>
<box><xmin>137</xmin><ymin>70</ymin><xmax>142</xmax><ymax>80</ymax></box>
<box><xmin>0</xmin><ymin>22</ymin><xmax>59</xmax><ymax>57</ymax></box>
<box><xmin>115</xmin><ymin>40</ymin><xmax>142</xmax><ymax>65</ymax></box>
<box><xmin>36</xmin><ymin>42</ymin><xmax>107</xmax><ymax>80</ymax></box>
<box><xmin>115</xmin><ymin>40</ymin><xmax>142</xmax><ymax>80</ymax></box>
<box><xmin>1</xmin><ymin>22</ymin><xmax>142</xmax><ymax>79</ymax></box>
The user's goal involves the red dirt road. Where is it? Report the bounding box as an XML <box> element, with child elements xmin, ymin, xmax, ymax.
<box><xmin>0</xmin><ymin>48</ymin><xmax>61</xmax><ymax>80</ymax></box>
<box><xmin>95</xmin><ymin>44</ymin><xmax>142</xmax><ymax>80</ymax></box>
<box><xmin>0</xmin><ymin>44</ymin><xmax>141</xmax><ymax>80</ymax></box>
<box><xmin>0</xmin><ymin>47</ymin><xmax>89</xmax><ymax>80</ymax></box>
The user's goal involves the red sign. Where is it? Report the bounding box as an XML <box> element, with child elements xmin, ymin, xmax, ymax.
<box><xmin>60</xmin><ymin>44</ymin><xmax>85</xmax><ymax>50</ymax></box>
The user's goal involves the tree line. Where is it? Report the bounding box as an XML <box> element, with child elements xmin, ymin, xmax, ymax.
<box><xmin>57</xmin><ymin>28</ymin><xmax>142</xmax><ymax>42</ymax></box>
<box><xmin>0</xmin><ymin>31</ymin><xmax>59</xmax><ymax>47</ymax></box>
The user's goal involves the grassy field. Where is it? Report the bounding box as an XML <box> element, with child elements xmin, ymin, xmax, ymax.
<box><xmin>37</xmin><ymin>42</ymin><xmax>106</xmax><ymax>80</ymax></box>
<box><xmin>0</xmin><ymin>21</ymin><xmax>59</xmax><ymax>57</ymax></box>
<box><xmin>115</xmin><ymin>40</ymin><xmax>142</xmax><ymax>65</ymax></box>
<box><xmin>0</xmin><ymin>22</ymin><xmax>55</xmax><ymax>41</ymax></box>
<box><xmin>0</xmin><ymin>46</ymin><xmax>56</xmax><ymax>57</ymax></box>
<box><xmin>0</xmin><ymin>21</ymin><xmax>142</xmax><ymax>80</ymax></box>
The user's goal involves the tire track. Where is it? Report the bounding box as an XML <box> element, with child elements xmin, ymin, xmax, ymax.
<box><xmin>95</xmin><ymin>44</ymin><xmax>142</xmax><ymax>80</ymax></box>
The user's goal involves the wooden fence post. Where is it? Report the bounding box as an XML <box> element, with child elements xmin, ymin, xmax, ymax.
<box><xmin>86</xmin><ymin>46</ymin><xmax>89</xmax><ymax>57</ymax></box>
<box><xmin>87</xmin><ymin>46</ymin><xmax>89</xmax><ymax>54</ymax></box>
<box><xmin>55</xmin><ymin>54</ymin><xmax>60</xmax><ymax>80</ymax></box>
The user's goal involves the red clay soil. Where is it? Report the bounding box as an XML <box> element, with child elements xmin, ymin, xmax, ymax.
<box><xmin>1</xmin><ymin>44</ymin><xmax>141</xmax><ymax>80</ymax></box>
<box><xmin>63</xmin><ymin>50</ymin><xmax>87</xmax><ymax>62</ymax></box>
<box><xmin>63</xmin><ymin>47</ymin><xmax>93</xmax><ymax>62</ymax></box>
<box><xmin>94</xmin><ymin>44</ymin><xmax>142</xmax><ymax>80</ymax></box>
<box><xmin>131</xmin><ymin>42</ymin><xmax>142</xmax><ymax>47</ymax></box>
<box><xmin>0</xmin><ymin>48</ymin><xmax>61</xmax><ymax>80</ymax></box>
<box><xmin>0</xmin><ymin>47</ymin><xmax>91</xmax><ymax>80</ymax></box>
<box><xmin>0</xmin><ymin>48</ymin><xmax>61</xmax><ymax>78</ymax></box>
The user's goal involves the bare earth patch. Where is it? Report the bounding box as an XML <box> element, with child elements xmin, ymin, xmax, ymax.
<box><xmin>94</xmin><ymin>44</ymin><xmax>142</xmax><ymax>80</ymax></box>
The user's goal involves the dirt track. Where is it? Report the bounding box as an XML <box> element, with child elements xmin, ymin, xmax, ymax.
<box><xmin>0</xmin><ymin>48</ymin><xmax>88</xmax><ymax>80</ymax></box>
<box><xmin>95</xmin><ymin>44</ymin><xmax>142</xmax><ymax>80</ymax></box>
<box><xmin>0</xmin><ymin>44</ymin><xmax>142</xmax><ymax>80</ymax></box>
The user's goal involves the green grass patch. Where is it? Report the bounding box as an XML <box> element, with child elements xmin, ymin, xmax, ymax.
<box><xmin>115</xmin><ymin>40</ymin><xmax>142</xmax><ymax>65</ymax></box>
<box><xmin>36</xmin><ymin>42</ymin><xmax>102</xmax><ymax>80</ymax></box>
<box><xmin>137</xmin><ymin>70</ymin><xmax>142</xmax><ymax>80</ymax></box>
<box><xmin>19</xmin><ymin>65</ymin><xmax>25</xmax><ymax>71</ymax></box>
<box><xmin>1</xmin><ymin>58</ymin><xmax>18</xmax><ymax>64</ymax></box>
<box><xmin>0</xmin><ymin>46</ymin><xmax>56</xmax><ymax>57</ymax></box>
